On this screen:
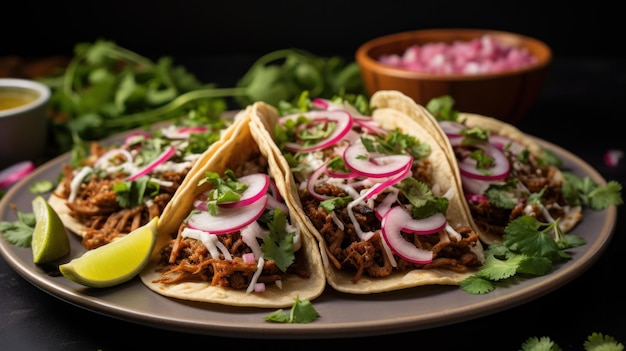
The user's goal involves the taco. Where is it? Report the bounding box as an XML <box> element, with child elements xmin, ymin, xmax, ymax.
<box><xmin>139</xmin><ymin>105</ymin><xmax>326</xmax><ymax>308</ymax></box>
<box><xmin>48</xmin><ymin>114</ymin><xmax>234</xmax><ymax>250</ymax></box>
<box><xmin>372</xmin><ymin>92</ymin><xmax>583</xmax><ymax>245</ymax></box>
<box><xmin>255</xmin><ymin>95</ymin><xmax>485</xmax><ymax>294</ymax></box>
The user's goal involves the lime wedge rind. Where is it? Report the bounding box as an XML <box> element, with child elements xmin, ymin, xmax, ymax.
<box><xmin>59</xmin><ymin>217</ymin><xmax>158</xmax><ymax>288</ymax></box>
<box><xmin>31</xmin><ymin>196</ymin><xmax>70</xmax><ymax>264</ymax></box>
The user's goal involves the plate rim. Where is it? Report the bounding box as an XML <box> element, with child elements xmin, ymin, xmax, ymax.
<box><xmin>0</xmin><ymin>131</ymin><xmax>617</xmax><ymax>339</ymax></box>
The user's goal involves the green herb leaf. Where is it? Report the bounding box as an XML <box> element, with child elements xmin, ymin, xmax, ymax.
<box><xmin>261</xmin><ymin>208</ymin><xmax>294</xmax><ymax>272</ymax></box>
<box><xmin>264</xmin><ymin>296</ymin><xmax>320</xmax><ymax>323</ymax></box>
<box><xmin>0</xmin><ymin>211</ymin><xmax>36</xmax><ymax>247</ymax></box>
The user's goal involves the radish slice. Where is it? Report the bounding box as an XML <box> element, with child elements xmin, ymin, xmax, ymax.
<box><xmin>279</xmin><ymin>110</ymin><xmax>353</xmax><ymax>153</ymax></box>
<box><xmin>127</xmin><ymin>146</ymin><xmax>176</xmax><ymax>181</ymax></box>
<box><xmin>381</xmin><ymin>206</ymin><xmax>435</xmax><ymax>264</ymax></box>
<box><xmin>343</xmin><ymin>139</ymin><xmax>412</xmax><ymax>178</ymax></box>
<box><xmin>187</xmin><ymin>195</ymin><xmax>268</xmax><ymax>234</ymax></box>
<box><xmin>218</xmin><ymin>173</ymin><xmax>270</xmax><ymax>208</ymax></box>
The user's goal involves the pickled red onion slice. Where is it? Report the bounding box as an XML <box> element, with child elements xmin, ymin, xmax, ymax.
<box><xmin>439</xmin><ymin>120</ymin><xmax>466</xmax><ymax>137</ymax></box>
<box><xmin>448</xmin><ymin>137</ymin><xmax>509</xmax><ymax>181</ymax></box>
<box><xmin>343</xmin><ymin>139</ymin><xmax>412</xmax><ymax>178</ymax></box>
<box><xmin>127</xmin><ymin>146</ymin><xmax>176</xmax><ymax>181</ymax></box>
<box><xmin>381</xmin><ymin>206</ymin><xmax>437</xmax><ymax>264</ymax></box>
<box><xmin>0</xmin><ymin>161</ymin><xmax>35</xmax><ymax>188</ymax></box>
<box><xmin>279</xmin><ymin>110</ymin><xmax>353</xmax><ymax>153</ymax></box>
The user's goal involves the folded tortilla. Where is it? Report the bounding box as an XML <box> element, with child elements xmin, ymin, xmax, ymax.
<box><xmin>251</xmin><ymin>98</ymin><xmax>485</xmax><ymax>294</ymax></box>
<box><xmin>140</xmin><ymin>106</ymin><xmax>326</xmax><ymax>308</ymax></box>
<box><xmin>371</xmin><ymin>91</ymin><xmax>583</xmax><ymax>245</ymax></box>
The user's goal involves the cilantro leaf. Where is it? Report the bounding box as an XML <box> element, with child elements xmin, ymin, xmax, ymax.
<box><xmin>265</xmin><ymin>296</ymin><xmax>320</xmax><ymax>324</ymax></box>
<box><xmin>261</xmin><ymin>208</ymin><xmax>295</xmax><ymax>272</ymax></box>
<box><xmin>458</xmin><ymin>275</ymin><xmax>495</xmax><ymax>295</ymax></box>
<box><xmin>520</xmin><ymin>336</ymin><xmax>562</xmax><ymax>351</ymax></box>
<box><xmin>584</xmin><ymin>332</ymin><xmax>625</xmax><ymax>351</ymax></box>
<box><xmin>562</xmin><ymin>172</ymin><xmax>623</xmax><ymax>210</ymax></box>
<box><xmin>0</xmin><ymin>211</ymin><xmax>36</xmax><ymax>248</ymax></box>
<box><xmin>461</xmin><ymin>215</ymin><xmax>584</xmax><ymax>295</ymax></box>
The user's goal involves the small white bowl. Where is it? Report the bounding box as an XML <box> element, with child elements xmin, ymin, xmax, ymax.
<box><xmin>0</xmin><ymin>78</ymin><xmax>51</xmax><ymax>169</ymax></box>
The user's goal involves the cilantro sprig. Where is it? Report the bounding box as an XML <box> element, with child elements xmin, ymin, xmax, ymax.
<box><xmin>264</xmin><ymin>296</ymin><xmax>320</xmax><ymax>324</ymax></box>
<box><xmin>521</xmin><ymin>332</ymin><xmax>624</xmax><ymax>351</ymax></box>
<box><xmin>460</xmin><ymin>215</ymin><xmax>586</xmax><ymax>294</ymax></box>
<box><xmin>39</xmin><ymin>40</ymin><xmax>364</xmax><ymax>156</ymax></box>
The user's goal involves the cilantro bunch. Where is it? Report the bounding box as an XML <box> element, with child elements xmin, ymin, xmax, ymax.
<box><xmin>460</xmin><ymin>215</ymin><xmax>585</xmax><ymax>294</ymax></box>
<box><xmin>38</xmin><ymin>40</ymin><xmax>365</xmax><ymax>157</ymax></box>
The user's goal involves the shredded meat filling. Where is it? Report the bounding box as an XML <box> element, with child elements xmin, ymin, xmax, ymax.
<box><xmin>151</xmin><ymin>151</ymin><xmax>311</xmax><ymax>290</ymax></box>
<box><xmin>54</xmin><ymin>142</ymin><xmax>186</xmax><ymax>250</ymax></box>
<box><xmin>301</xmin><ymin>162</ymin><xmax>482</xmax><ymax>283</ymax></box>
<box><xmin>467</xmin><ymin>149</ymin><xmax>572</xmax><ymax>239</ymax></box>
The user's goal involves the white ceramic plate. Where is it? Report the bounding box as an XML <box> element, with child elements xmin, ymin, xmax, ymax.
<box><xmin>0</xmin><ymin>132</ymin><xmax>617</xmax><ymax>339</ymax></box>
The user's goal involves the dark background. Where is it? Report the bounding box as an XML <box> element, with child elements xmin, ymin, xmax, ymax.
<box><xmin>2</xmin><ymin>2</ymin><xmax>626</xmax><ymax>350</ymax></box>
<box><xmin>4</xmin><ymin>1</ymin><xmax>622</xmax><ymax>61</ymax></box>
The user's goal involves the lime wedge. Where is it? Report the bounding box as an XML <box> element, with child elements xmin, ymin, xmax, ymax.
<box><xmin>31</xmin><ymin>196</ymin><xmax>70</xmax><ymax>264</ymax></box>
<box><xmin>59</xmin><ymin>217</ymin><xmax>158</xmax><ymax>288</ymax></box>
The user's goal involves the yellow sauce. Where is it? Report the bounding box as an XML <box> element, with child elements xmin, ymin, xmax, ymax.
<box><xmin>0</xmin><ymin>88</ymin><xmax>39</xmax><ymax>111</ymax></box>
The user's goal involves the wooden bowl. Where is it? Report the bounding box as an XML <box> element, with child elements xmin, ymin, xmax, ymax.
<box><xmin>355</xmin><ymin>28</ymin><xmax>552</xmax><ymax>124</ymax></box>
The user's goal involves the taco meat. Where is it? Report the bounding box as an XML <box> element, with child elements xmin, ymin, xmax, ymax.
<box><xmin>151</xmin><ymin>148</ymin><xmax>312</xmax><ymax>291</ymax></box>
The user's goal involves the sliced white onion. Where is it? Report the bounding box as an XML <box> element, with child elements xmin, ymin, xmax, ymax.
<box><xmin>279</xmin><ymin>110</ymin><xmax>353</xmax><ymax>153</ymax></box>
<box><xmin>187</xmin><ymin>195</ymin><xmax>268</xmax><ymax>234</ymax></box>
<box><xmin>380</xmin><ymin>206</ymin><xmax>434</xmax><ymax>264</ymax></box>
<box><xmin>219</xmin><ymin>173</ymin><xmax>270</xmax><ymax>208</ymax></box>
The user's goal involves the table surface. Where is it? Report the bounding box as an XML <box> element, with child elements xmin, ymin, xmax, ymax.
<box><xmin>1</xmin><ymin>55</ymin><xmax>625</xmax><ymax>350</ymax></box>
